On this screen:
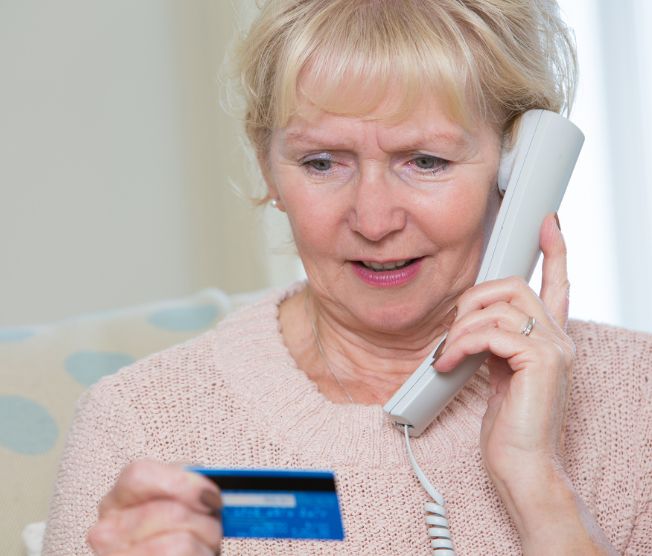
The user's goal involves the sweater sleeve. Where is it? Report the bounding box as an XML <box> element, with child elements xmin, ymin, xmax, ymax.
<box><xmin>42</xmin><ymin>377</ymin><xmax>147</xmax><ymax>556</ymax></box>
<box><xmin>624</xmin><ymin>341</ymin><xmax>652</xmax><ymax>555</ymax></box>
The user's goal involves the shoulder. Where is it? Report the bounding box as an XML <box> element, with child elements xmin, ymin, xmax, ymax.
<box><xmin>568</xmin><ymin>319</ymin><xmax>652</xmax><ymax>394</ymax></box>
<box><xmin>564</xmin><ymin>324</ymin><xmax>652</xmax><ymax>543</ymax></box>
<box><xmin>564</xmin><ymin>319</ymin><xmax>651</xmax><ymax>456</ymax></box>
<box><xmin>568</xmin><ymin>319</ymin><xmax>652</xmax><ymax>359</ymax></box>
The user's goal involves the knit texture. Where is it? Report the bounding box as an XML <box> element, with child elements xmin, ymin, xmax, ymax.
<box><xmin>43</xmin><ymin>285</ymin><xmax>652</xmax><ymax>555</ymax></box>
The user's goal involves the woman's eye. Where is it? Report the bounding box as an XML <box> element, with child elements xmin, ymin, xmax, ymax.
<box><xmin>410</xmin><ymin>155</ymin><xmax>448</xmax><ymax>174</ymax></box>
<box><xmin>303</xmin><ymin>158</ymin><xmax>333</xmax><ymax>173</ymax></box>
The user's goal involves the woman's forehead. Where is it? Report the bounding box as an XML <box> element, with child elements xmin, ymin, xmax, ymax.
<box><xmin>277</xmin><ymin>86</ymin><xmax>483</xmax><ymax>149</ymax></box>
<box><xmin>273</xmin><ymin>104</ymin><xmax>498</xmax><ymax>162</ymax></box>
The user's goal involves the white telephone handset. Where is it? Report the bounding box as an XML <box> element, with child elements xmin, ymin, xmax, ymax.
<box><xmin>384</xmin><ymin>109</ymin><xmax>584</xmax><ymax>437</ymax></box>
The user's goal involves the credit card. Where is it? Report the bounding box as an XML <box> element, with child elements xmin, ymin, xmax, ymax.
<box><xmin>188</xmin><ymin>467</ymin><xmax>345</xmax><ymax>541</ymax></box>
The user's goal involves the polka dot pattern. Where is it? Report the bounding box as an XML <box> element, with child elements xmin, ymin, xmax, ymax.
<box><xmin>0</xmin><ymin>288</ymin><xmax>241</xmax><ymax>554</ymax></box>
<box><xmin>147</xmin><ymin>304</ymin><xmax>219</xmax><ymax>331</ymax></box>
<box><xmin>0</xmin><ymin>396</ymin><xmax>58</xmax><ymax>454</ymax></box>
<box><xmin>64</xmin><ymin>351</ymin><xmax>135</xmax><ymax>387</ymax></box>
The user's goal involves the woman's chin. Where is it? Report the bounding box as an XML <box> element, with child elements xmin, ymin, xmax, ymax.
<box><xmin>350</xmin><ymin>300</ymin><xmax>436</xmax><ymax>336</ymax></box>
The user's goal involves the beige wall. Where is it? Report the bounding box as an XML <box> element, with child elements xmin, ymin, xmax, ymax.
<box><xmin>0</xmin><ymin>1</ymin><xmax>300</xmax><ymax>326</ymax></box>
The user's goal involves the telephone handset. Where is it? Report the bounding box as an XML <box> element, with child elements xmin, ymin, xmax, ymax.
<box><xmin>384</xmin><ymin>109</ymin><xmax>584</xmax><ymax>437</ymax></box>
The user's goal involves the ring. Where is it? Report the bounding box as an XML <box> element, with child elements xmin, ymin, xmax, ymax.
<box><xmin>521</xmin><ymin>316</ymin><xmax>536</xmax><ymax>337</ymax></box>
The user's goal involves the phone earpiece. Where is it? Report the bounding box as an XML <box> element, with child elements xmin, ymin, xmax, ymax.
<box><xmin>497</xmin><ymin>143</ymin><xmax>518</xmax><ymax>195</ymax></box>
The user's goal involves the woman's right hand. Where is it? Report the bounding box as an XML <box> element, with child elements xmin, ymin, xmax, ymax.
<box><xmin>87</xmin><ymin>459</ymin><xmax>223</xmax><ymax>555</ymax></box>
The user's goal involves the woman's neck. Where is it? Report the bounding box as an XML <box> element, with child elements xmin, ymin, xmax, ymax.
<box><xmin>279</xmin><ymin>286</ymin><xmax>452</xmax><ymax>405</ymax></box>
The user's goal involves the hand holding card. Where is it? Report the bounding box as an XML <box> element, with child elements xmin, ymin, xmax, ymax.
<box><xmin>87</xmin><ymin>459</ymin><xmax>223</xmax><ymax>555</ymax></box>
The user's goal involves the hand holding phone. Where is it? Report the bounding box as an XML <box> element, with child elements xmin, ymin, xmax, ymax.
<box><xmin>434</xmin><ymin>210</ymin><xmax>575</xmax><ymax>470</ymax></box>
<box><xmin>384</xmin><ymin>110</ymin><xmax>584</xmax><ymax>437</ymax></box>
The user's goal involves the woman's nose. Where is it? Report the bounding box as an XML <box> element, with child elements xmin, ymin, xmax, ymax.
<box><xmin>347</xmin><ymin>167</ymin><xmax>407</xmax><ymax>242</ymax></box>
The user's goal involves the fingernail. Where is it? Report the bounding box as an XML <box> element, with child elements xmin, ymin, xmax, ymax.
<box><xmin>554</xmin><ymin>213</ymin><xmax>561</xmax><ymax>231</ymax></box>
<box><xmin>431</xmin><ymin>339</ymin><xmax>446</xmax><ymax>367</ymax></box>
<box><xmin>200</xmin><ymin>489</ymin><xmax>222</xmax><ymax>513</ymax></box>
<box><xmin>443</xmin><ymin>305</ymin><xmax>457</xmax><ymax>328</ymax></box>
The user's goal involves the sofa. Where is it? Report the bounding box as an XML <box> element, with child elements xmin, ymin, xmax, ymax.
<box><xmin>0</xmin><ymin>288</ymin><xmax>266</xmax><ymax>556</ymax></box>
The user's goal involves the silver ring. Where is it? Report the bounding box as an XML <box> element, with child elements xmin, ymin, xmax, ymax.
<box><xmin>521</xmin><ymin>316</ymin><xmax>536</xmax><ymax>337</ymax></box>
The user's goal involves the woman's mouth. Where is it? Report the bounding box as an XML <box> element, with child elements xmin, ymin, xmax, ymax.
<box><xmin>359</xmin><ymin>259</ymin><xmax>415</xmax><ymax>271</ymax></box>
<box><xmin>352</xmin><ymin>257</ymin><xmax>423</xmax><ymax>287</ymax></box>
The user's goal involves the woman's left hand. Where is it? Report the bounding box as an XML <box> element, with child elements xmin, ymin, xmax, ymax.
<box><xmin>433</xmin><ymin>213</ymin><xmax>575</xmax><ymax>488</ymax></box>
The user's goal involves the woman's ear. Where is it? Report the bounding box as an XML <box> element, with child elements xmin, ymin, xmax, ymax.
<box><xmin>256</xmin><ymin>151</ymin><xmax>285</xmax><ymax>210</ymax></box>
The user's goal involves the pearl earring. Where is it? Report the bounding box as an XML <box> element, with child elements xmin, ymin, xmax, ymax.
<box><xmin>270</xmin><ymin>198</ymin><xmax>279</xmax><ymax>209</ymax></box>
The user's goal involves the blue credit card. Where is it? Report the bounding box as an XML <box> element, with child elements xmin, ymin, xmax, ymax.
<box><xmin>188</xmin><ymin>467</ymin><xmax>345</xmax><ymax>541</ymax></box>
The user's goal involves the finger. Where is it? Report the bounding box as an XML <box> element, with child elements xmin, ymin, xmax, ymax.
<box><xmin>444</xmin><ymin>301</ymin><xmax>535</xmax><ymax>349</ymax></box>
<box><xmin>99</xmin><ymin>460</ymin><xmax>220</xmax><ymax>517</ymax></box>
<box><xmin>539</xmin><ymin>213</ymin><xmax>570</xmax><ymax>328</ymax></box>
<box><xmin>434</xmin><ymin>325</ymin><xmax>558</xmax><ymax>373</ymax></box>
<box><xmin>455</xmin><ymin>276</ymin><xmax>548</xmax><ymax>327</ymax></box>
<box><xmin>88</xmin><ymin>499</ymin><xmax>222</xmax><ymax>554</ymax></box>
<box><xmin>105</xmin><ymin>530</ymin><xmax>216</xmax><ymax>556</ymax></box>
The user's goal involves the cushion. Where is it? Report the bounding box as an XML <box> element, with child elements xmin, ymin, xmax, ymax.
<box><xmin>0</xmin><ymin>288</ymin><xmax>266</xmax><ymax>556</ymax></box>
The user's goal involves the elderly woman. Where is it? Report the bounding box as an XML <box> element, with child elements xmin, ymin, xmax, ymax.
<box><xmin>43</xmin><ymin>1</ymin><xmax>650</xmax><ymax>554</ymax></box>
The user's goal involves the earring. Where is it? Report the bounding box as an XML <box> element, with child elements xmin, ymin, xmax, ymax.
<box><xmin>270</xmin><ymin>198</ymin><xmax>279</xmax><ymax>209</ymax></box>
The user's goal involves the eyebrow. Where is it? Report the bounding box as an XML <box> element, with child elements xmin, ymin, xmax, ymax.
<box><xmin>282</xmin><ymin>129</ymin><xmax>472</xmax><ymax>152</ymax></box>
<box><xmin>283</xmin><ymin>130</ymin><xmax>351</xmax><ymax>149</ymax></box>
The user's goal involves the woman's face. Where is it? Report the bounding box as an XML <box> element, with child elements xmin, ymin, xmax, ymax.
<box><xmin>264</xmin><ymin>90</ymin><xmax>502</xmax><ymax>335</ymax></box>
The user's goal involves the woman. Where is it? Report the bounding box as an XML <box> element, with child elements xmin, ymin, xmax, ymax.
<box><xmin>44</xmin><ymin>1</ymin><xmax>651</xmax><ymax>554</ymax></box>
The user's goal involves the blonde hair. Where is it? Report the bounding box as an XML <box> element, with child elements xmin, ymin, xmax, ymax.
<box><xmin>236</xmin><ymin>0</ymin><xmax>577</xmax><ymax>157</ymax></box>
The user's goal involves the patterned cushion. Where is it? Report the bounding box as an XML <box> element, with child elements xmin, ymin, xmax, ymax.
<box><xmin>0</xmin><ymin>289</ymin><xmax>265</xmax><ymax>556</ymax></box>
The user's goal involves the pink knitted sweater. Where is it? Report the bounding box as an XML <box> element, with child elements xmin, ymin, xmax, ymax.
<box><xmin>43</xmin><ymin>287</ymin><xmax>652</xmax><ymax>555</ymax></box>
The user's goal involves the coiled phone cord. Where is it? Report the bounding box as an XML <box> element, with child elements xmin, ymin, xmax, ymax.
<box><xmin>403</xmin><ymin>424</ymin><xmax>456</xmax><ymax>555</ymax></box>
